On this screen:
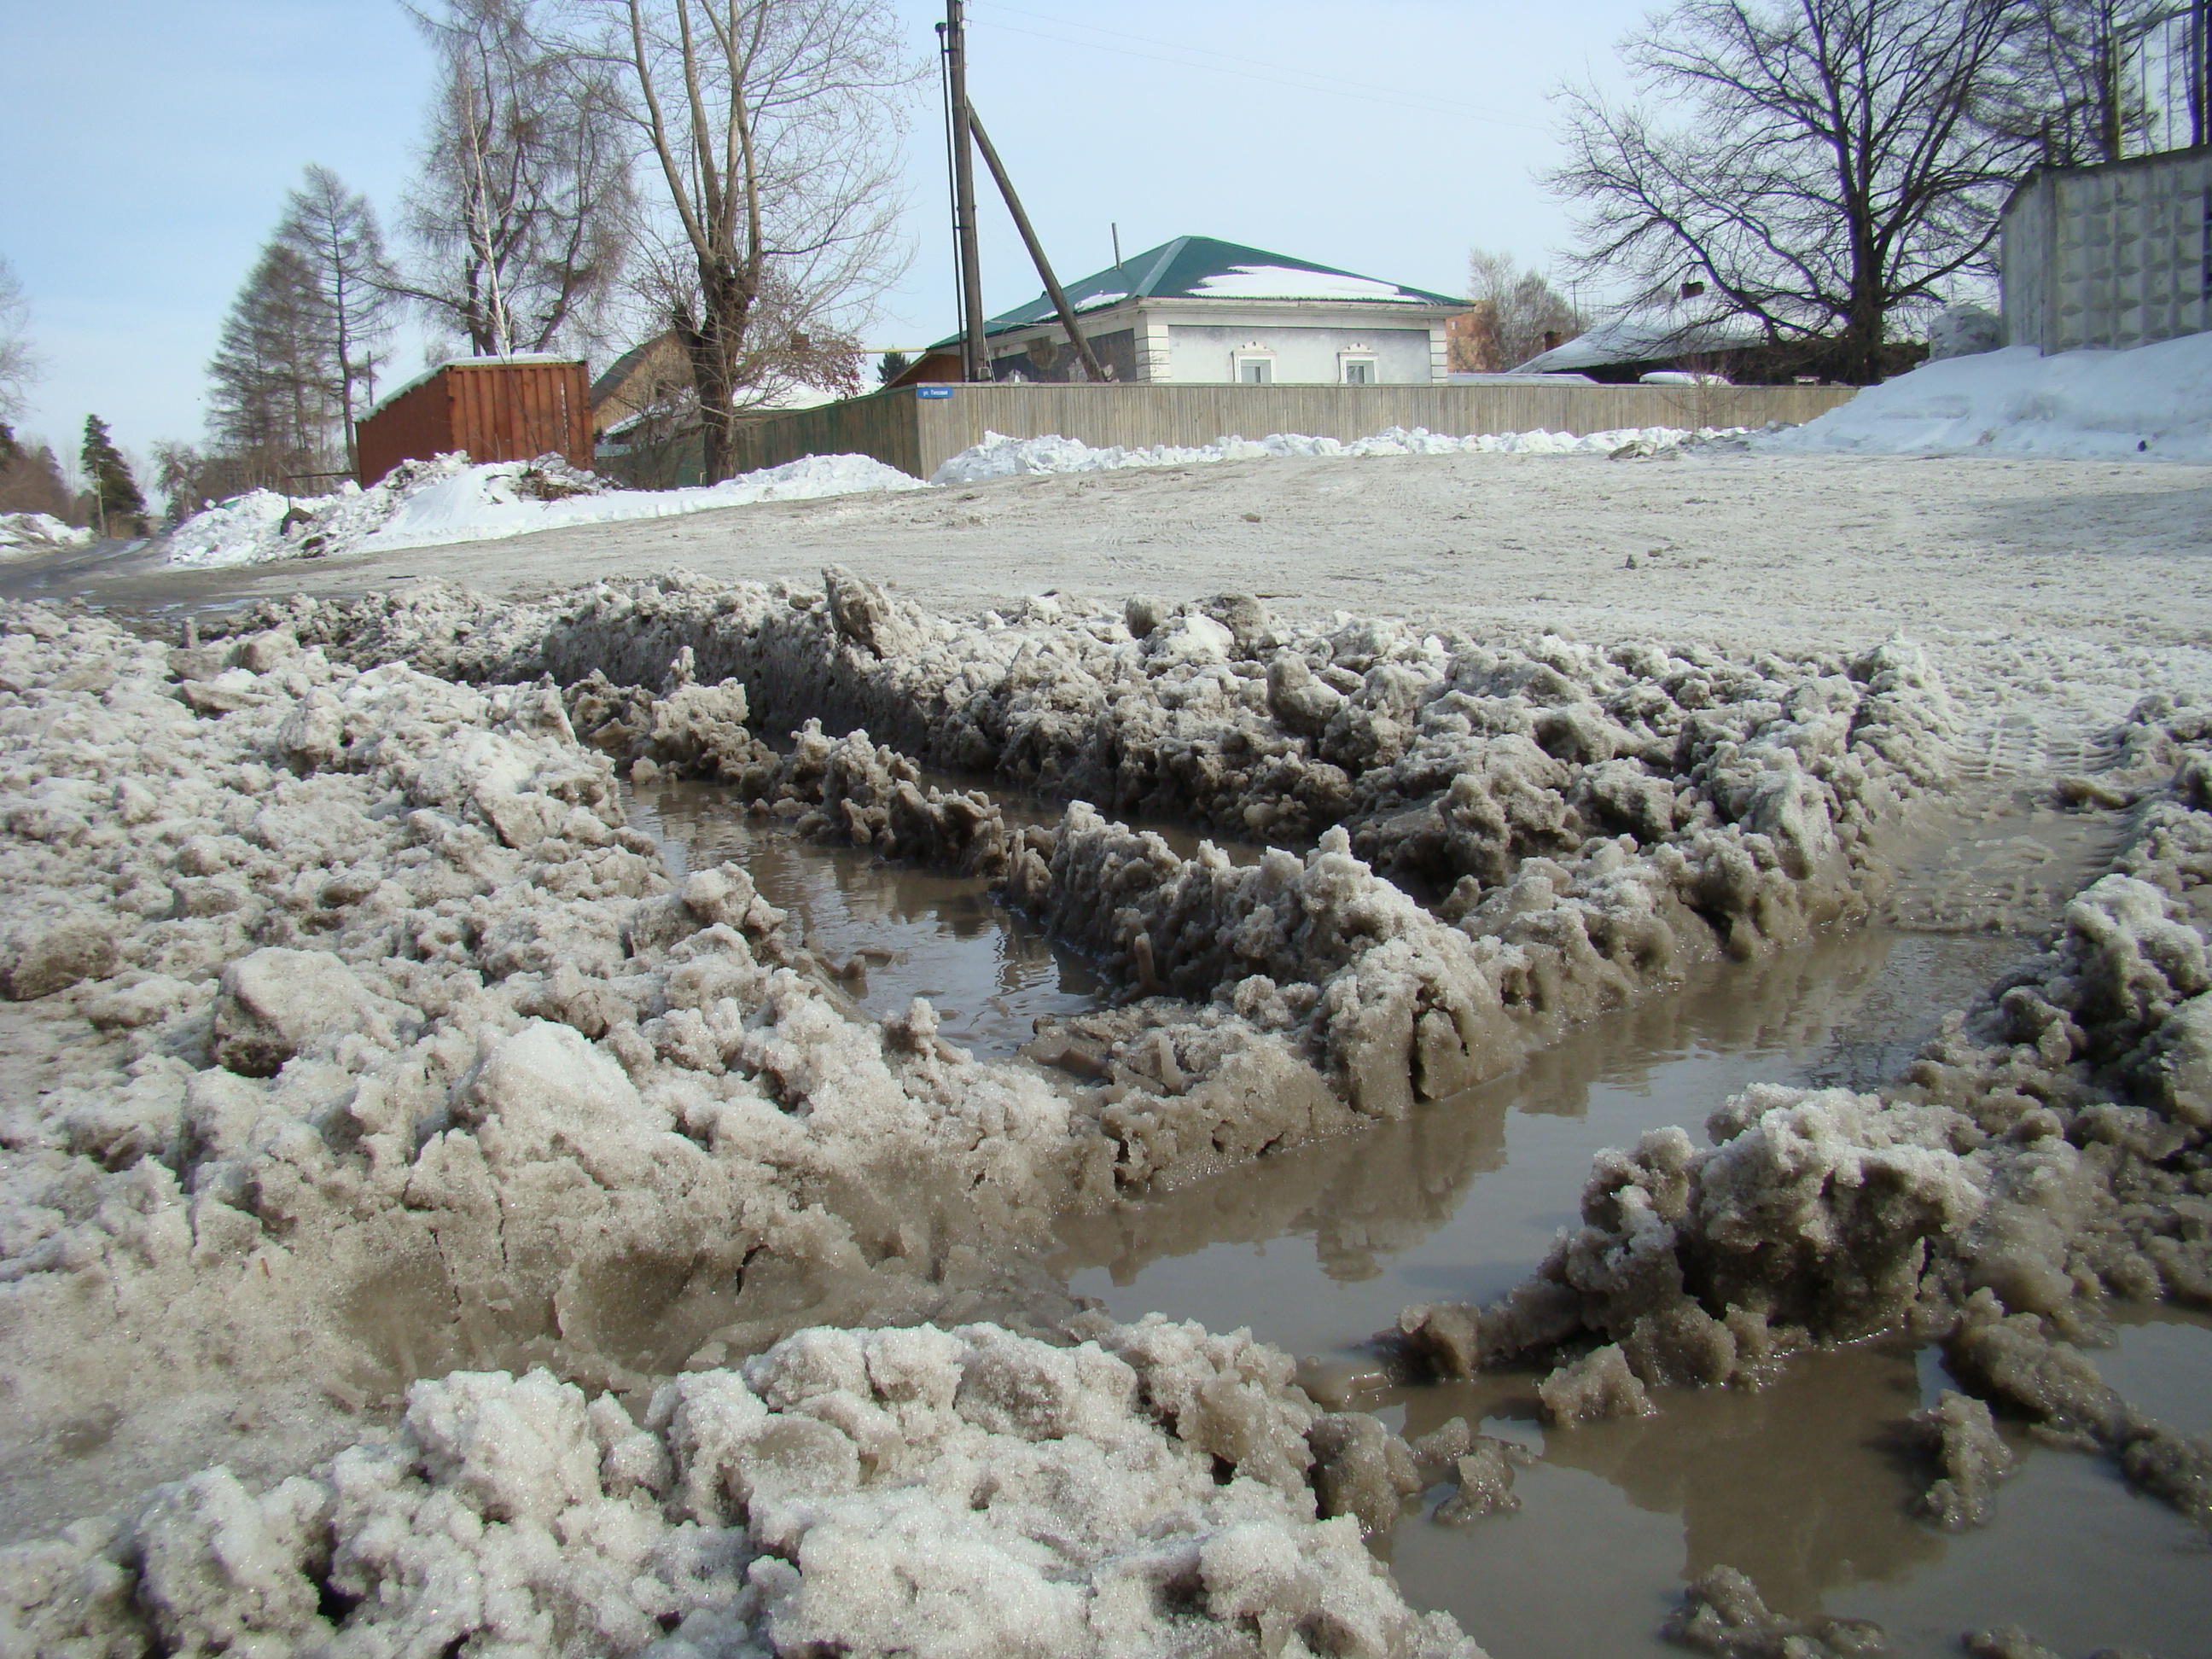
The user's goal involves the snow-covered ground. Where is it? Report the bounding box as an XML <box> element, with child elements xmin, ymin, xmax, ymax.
<box><xmin>930</xmin><ymin>423</ymin><xmax>1738</xmax><ymax>483</ymax></box>
<box><xmin>158</xmin><ymin>428</ymin><xmax>1739</xmax><ymax>569</ymax></box>
<box><xmin>163</xmin><ymin>452</ymin><xmax>927</xmax><ymax>569</ymax></box>
<box><xmin>1766</xmin><ymin>330</ymin><xmax>2212</xmax><ymax>463</ymax></box>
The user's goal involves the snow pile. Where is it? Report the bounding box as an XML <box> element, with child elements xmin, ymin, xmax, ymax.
<box><xmin>163</xmin><ymin>451</ymin><xmax>924</xmax><ymax>569</ymax></box>
<box><xmin>0</xmin><ymin>1318</ymin><xmax>1481</xmax><ymax>1658</ymax></box>
<box><xmin>0</xmin><ymin>512</ymin><xmax>94</xmax><ymax>558</ymax></box>
<box><xmin>267</xmin><ymin>572</ymin><xmax>1953</xmax><ymax>1193</ymax></box>
<box><xmin>931</xmin><ymin>424</ymin><xmax>1750</xmax><ymax>484</ymax></box>
<box><xmin>1763</xmin><ymin>331</ymin><xmax>2212</xmax><ymax>463</ymax></box>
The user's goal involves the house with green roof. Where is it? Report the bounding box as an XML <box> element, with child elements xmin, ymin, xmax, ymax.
<box><xmin>921</xmin><ymin>236</ymin><xmax>1468</xmax><ymax>387</ymax></box>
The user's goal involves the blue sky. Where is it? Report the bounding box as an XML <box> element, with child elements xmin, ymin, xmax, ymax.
<box><xmin>0</xmin><ymin>0</ymin><xmax>1649</xmax><ymax>472</ymax></box>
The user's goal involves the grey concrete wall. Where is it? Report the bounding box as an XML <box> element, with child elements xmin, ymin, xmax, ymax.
<box><xmin>726</xmin><ymin>381</ymin><xmax>1859</xmax><ymax>481</ymax></box>
<box><xmin>2003</xmin><ymin>143</ymin><xmax>2212</xmax><ymax>352</ymax></box>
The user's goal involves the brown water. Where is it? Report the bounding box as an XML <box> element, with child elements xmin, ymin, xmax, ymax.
<box><xmin>1051</xmin><ymin>923</ymin><xmax>2212</xmax><ymax>1659</ymax></box>
<box><xmin>626</xmin><ymin>780</ymin><xmax>1109</xmax><ymax>1057</ymax></box>
<box><xmin>623</xmin><ymin>782</ymin><xmax>2209</xmax><ymax>1656</ymax></box>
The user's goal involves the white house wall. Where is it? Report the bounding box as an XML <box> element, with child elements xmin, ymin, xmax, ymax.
<box><xmin>1161</xmin><ymin>320</ymin><xmax>1437</xmax><ymax>384</ymax></box>
<box><xmin>2002</xmin><ymin>144</ymin><xmax>2212</xmax><ymax>352</ymax></box>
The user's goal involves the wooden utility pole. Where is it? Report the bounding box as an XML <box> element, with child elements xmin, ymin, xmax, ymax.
<box><xmin>943</xmin><ymin>1</ymin><xmax>988</xmax><ymax>381</ymax></box>
<box><xmin>969</xmin><ymin>109</ymin><xmax>1107</xmax><ymax>381</ymax></box>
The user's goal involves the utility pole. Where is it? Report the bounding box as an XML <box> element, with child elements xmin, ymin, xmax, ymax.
<box><xmin>942</xmin><ymin>1</ymin><xmax>988</xmax><ymax>381</ymax></box>
<box><xmin>969</xmin><ymin>109</ymin><xmax>1107</xmax><ymax>381</ymax></box>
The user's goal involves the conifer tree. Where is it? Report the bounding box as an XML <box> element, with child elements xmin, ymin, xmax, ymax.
<box><xmin>79</xmin><ymin>416</ymin><xmax>145</xmax><ymax>535</ymax></box>
<box><xmin>276</xmin><ymin>166</ymin><xmax>398</xmax><ymax>473</ymax></box>
<box><xmin>207</xmin><ymin>242</ymin><xmax>345</xmax><ymax>486</ymax></box>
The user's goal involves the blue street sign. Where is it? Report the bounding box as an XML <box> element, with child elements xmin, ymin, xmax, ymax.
<box><xmin>917</xmin><ymin>385</ymin><xmax>955</xmax><ymax>399</ymax></box>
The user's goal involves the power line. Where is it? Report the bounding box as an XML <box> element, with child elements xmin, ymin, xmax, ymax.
<box><xmin>965</xmin><ymin>5</ymin><xmax>1548</xmax><ymax>131</ymax></box>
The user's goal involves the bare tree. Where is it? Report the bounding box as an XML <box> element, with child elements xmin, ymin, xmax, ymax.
<box><xmin>0</xmin><ymin>423</ymin><xmax>73</xmax><ymax>521</ymax></box>
<box><xmin>278</xmin><ymin>166</ymin><xmax>399</xmax><ymax>474</ymax></box>
<box><xmin>0</xmin><ymin>257</ymin><xmax>42</xmax><ymax>422</ymax></box>
<box><xmin>1988</xmin><ymin>0</ymin><xmax>2168</xmax><ymax>164</ymax></box>
<box><xmin>207</xmin><ymin>241</ymin><xmax>346</xmax><ymax>487</ymax></box>
<box><xmin>579</xmin><ymin>0</ymin><xmax>912</xmax><ymax>480</ymax></box>
<box><xmin>1551</xmin><ymin>0</ymin><xmax>2042</xmax><ymax>383</ymax></box>
<box><xmin>1461</xmin><ymin>249</ymin><xmax>1587</xmax><ymax>370</ymax></box>
<box><xmin>397</xmin><ymin>0</ymin><xmax>637</xmax><ymax>358</ymax></box>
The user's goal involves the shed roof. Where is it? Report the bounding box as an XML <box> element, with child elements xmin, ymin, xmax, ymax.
<box><xmin>937</xmin><ymin>236</ymin><xmax>1466</xmax><ymax>346</ymax></box>
<box><xmin>1512</xmin><ymin>312</ymin><xmax>1765</xmax><ymax>373</ymax></box>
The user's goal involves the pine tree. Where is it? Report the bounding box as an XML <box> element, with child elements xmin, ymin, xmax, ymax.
<box><xmin>79</xmin><ymin>416</ymin><xmax>145</xmax><ymax>535</ymax></box>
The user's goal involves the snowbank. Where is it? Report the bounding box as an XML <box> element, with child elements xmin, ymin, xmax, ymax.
<box><xmin>162</xmin><ymin>451</ymin><xmax>925</xmax><ymax>569</ymax></box>
<box><xmin>0</xmin><ymin>512</ymin><xmax>93</xmax><ymax>559</ymax></box>
<box><xmin>930</xmin><ymin>424</ymin><xmax>1749</xmax><ymax>484</ymax></box>
<box><xmin>1763</xmin><ymin>332</ymin><xmax>2212</xmax><ymax>463</ymax></box>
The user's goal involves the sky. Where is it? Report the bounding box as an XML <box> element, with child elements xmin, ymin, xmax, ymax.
<box><xmin>0</xmin><ymin>0</ymin><xmax>1655</xmax><ymax>477</ymax></box>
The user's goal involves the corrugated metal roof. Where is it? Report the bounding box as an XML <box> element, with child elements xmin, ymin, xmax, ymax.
<box><xmin>934</xmin><ymin>236</ymin><xmax>1467</xmax><ymax>346</ymax></box>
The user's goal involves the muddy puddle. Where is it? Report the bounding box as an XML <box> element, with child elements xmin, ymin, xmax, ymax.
<box><xmin>1052</xmin><ymin>919</ymin><xmax>2212</xmax><ymax>1658</ymax></box>
<box><xmin>626</xmin><ymin>779</ymin><xmax>1109</xmax><ymax>1057</ymax></box>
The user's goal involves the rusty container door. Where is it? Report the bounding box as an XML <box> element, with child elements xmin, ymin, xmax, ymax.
<box><xmin>447</xmin><ymin>361</ymin><xmax>593</xmax><ymax>473</ymax></box>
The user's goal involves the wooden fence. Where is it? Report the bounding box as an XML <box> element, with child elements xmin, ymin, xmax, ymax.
<box><xmin>712</xmin><ymin>381</ymin><xmax>1859</xmax><ymax>481</ymax></box>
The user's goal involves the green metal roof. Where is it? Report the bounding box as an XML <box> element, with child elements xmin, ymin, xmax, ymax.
<box><xmin>933</xmin><ymin>236</ymin><xmax>1466</xmax><ymax>346</ymax></box>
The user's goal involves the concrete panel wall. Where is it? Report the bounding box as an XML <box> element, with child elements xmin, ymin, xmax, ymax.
<box><xmin>2003</xmin><ymin>144</ymin><xmax>2212</xmax><ymax>352</ymax></box>
<box><xmin>719</xmin><ymin>381</ymin><xmax>1858</xmax><ymax>481</ymax></box>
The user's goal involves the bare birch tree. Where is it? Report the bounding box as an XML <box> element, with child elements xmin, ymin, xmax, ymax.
<box><xmin>579</xmin><ymin>0</ymin><xmax>913</xmax><ymax>480</ymax></box>
<box><xmin>397</xmin><ymin>0</ymin><xmax>637</xmax><ymax>358</ymax></box>
<box><xmin>1551</xmin><ymin>0</ymin><xmax>2043</xmax><ymax>383</ymax></box>
<box><xmin>277</xmin><ymin>166</ymin><xmax>399</xmax><ymax>474</ymax></box>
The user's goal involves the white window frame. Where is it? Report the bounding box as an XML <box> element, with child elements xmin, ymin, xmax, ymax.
<box><xmin>1232</xmin><ymin>351</ymin><xmax>1276</xmax><ymax>386</ymax></box>
<box><xmin>1339</xmin><ymin>354</ymin><xmax>1378</xmax><ymax>385</ymax></box>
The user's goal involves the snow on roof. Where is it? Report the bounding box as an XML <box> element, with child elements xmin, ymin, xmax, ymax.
<box><xmin>935</xmin><ymin>236</ymin><xmax>1466</xmax><ymax>345</ymax></box>
<box><xmin>1185</xmin><ymin>265</ymin><xmax>1431</xmax><ymax>303</ymax></box>
<box><xmin>1513</xmin><ymin>313</ymin><xmax>1763</xmax><ymax>373</ymax></box>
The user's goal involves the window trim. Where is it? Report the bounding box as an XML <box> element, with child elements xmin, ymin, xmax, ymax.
<box><xmin>1232</xmin><ymin>351</ymin><xmax>1276</xmax><ymax>386</ymax></box>
<box><xmin>1338</xmin><ymin>354</ymin><xmax>1378</xmax><ymax>385</ymax></box>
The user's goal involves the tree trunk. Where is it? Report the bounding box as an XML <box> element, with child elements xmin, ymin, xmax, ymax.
<box><xmin>686</xmin><ymin>255</ymin><xmax>756</xmax><ymax>484</ymax></box>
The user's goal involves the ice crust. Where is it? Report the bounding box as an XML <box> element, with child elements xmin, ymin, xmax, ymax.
<box><xmin>265</xmin><ymin>570</ymin><xmax>1952</xmax><ymax>1191</ymax></box>
<box><xmin>1</xmin><ymin>1318</ymin><xmax>1481</xmax><ymax>1657</ymax></box>
<box><xmin>1399</xmin><ymin>694</ymin><xmax>2212</xmax><ymax>1518</ymax></box>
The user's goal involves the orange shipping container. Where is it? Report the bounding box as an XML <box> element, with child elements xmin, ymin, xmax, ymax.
<box><xmin>355</xmin><ymin>357</ymin><xmax>593</xmax><ymax>486</ymax></box>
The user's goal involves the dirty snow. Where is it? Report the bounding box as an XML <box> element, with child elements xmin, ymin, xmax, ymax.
<box><xmin>930</xmin><ymin>424</ymin><xmax>1742</xmax><ymax>484</ymax></box>
<box><xmin>1765</xmin><ymin>330</ymin><xmax>2212</xmax><ymax>463</ymax></box>
<box><xmin>162</xmin><ymin>451</ymin><xmax>925</xmax><ymax>570</ymax></box>
<box><xmin>0</xmin><ymin>514</ymin><xmax>92</xmax><ymax>559</ymax></box>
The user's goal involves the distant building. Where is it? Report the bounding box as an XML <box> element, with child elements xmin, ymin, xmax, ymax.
<box><xmin>2002</xmin><ymin>143</ymin><xmax>2212</xmax><ymax>353</ymax></box>
<box><xmin>903</xmin><ymin>236</ymin><xmax>1468</xmax><ymax>386</ymax></box>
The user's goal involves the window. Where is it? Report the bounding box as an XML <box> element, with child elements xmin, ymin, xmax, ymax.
<box><xmin>1235</xmin><ymin>354</ymin><xmax>1274</xmax><ymax>385</ymax></box>
<box><xmin>1340</xmin><ymin>358</ymin><xmax>1376</xmax><ymax>385</ymax></box>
